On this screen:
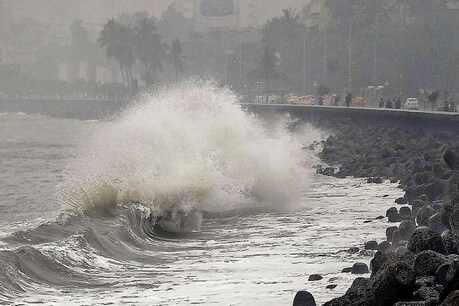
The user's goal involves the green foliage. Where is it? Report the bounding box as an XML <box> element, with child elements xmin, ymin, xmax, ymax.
<box><xmin>317</xmin><ymin>84</ymin><xmax>330</xmax><ymax>96</ymax></box>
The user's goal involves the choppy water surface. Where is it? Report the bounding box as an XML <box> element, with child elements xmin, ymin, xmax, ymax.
<box><xmin>0</xmin><ymin>84</ymin><xmax>403</xmax><ymax>305</ymax></box>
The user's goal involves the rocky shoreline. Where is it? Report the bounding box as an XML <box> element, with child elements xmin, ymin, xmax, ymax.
<box><xmin>295</xmin><ymin>122</ymin><xmax>459</xmax><ymax>306</ymax></box>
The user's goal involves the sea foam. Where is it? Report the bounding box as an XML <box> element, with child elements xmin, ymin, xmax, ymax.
<box><xmin>62</xmin><ymin>81</ymin><xmax>312</xmax><ymax>225</ymax></box>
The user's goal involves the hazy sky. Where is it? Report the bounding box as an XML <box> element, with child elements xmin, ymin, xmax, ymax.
<box><xmin>5</xmin><ymin>0</ymin><xmax>307</xmax><ymax>28</ymax></box>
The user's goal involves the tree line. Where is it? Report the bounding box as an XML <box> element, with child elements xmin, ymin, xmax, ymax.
<box><xmin>0</xmin><ymin>1</ymin><xmax>458</xmax><ymax>99</ymax></box>
<box><xmin>98</xmin><ymin>13</ymin><xmax>184</xmax><ymax>91</ymax></box>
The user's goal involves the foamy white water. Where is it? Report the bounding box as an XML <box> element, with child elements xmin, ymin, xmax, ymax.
<box><xmin>0</xmin><ymin>84</ymin><xmax>403</xmax><ymax>305</ymax></box>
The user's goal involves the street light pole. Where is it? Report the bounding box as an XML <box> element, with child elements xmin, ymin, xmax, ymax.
<box><xmin>348</xmin><ymin>17</ymin><xmax>352</xmax><ymax>92</ymax></box>
<box><xmin>239</xmin><ymin>37</ymin><xmax>242</xmax><ymax>88</ymax></box>
<box><xmin>323</xmin><ymin>28</ymin><xmax>326</xmax><ymax>84</ymax></box>
<box><xmin>303</xmin><ymin>33</ymin><xmax>307</xmax><ymax>95</ymax></box>
<box><xmin>373</xmin><ymin>6</ymin><xmax>378</xmax><ymax>85</ymax></box>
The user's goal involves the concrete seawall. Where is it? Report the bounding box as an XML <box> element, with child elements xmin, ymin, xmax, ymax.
<box><xmin>0</xmin><ymin>99</ymin><xmax>128</xmax><ymax>120</ymax></box>
<box><xmin>241</xmin><ymin>103</ymin><xmax>459</xmax><ymax>130</ymax></box>
<box><xmin>1</xmin><ymin>99</ymin><xmax>458</xmax><ymax>130</ymax></box>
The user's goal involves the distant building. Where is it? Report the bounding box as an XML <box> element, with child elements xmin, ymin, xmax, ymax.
<box><xmin>303</xmin><ymin>0</ymin><xmax>328</xmax><ymax>29</ymax></box>
<box><xmin>174</xmin><ymin>0</ymin><xmax>309</xmax><ymax>30</ymax></box>
<box><xmin>59</xmin><ymin>61</ymin><xmax>87</xmax><ymax>82</ymax></box>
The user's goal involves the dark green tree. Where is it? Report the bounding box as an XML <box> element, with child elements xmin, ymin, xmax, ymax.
<box><xmin>134</xmin><ymin>17</ymin><xmax>166</xmax><ymax>85</ymax></box>
<box><xmin>169</xmin><ymin>38</ymin><xmax>185</xmax><ymax>81</ymax></box>
<box><xmin>98</xmin><ymin>18</ymin><xmax>135</xmax><ymax>89</ymax></box>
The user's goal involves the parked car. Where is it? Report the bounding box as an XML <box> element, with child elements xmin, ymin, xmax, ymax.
<box><xmin>269</xmin><ymin>95</ymin><xmax>284</xmax><ymax>104</ymax></box>
<box><xmin>298</xmin><ymin>95</ymin><xmax>315</xmax><ymax>105</ymax></box>
<box><xmin>323</xmin><ymin>95</ymin><xmax>333</xmax><ymax>106</ymax></box>
<box><xmin>288</xmin><ymin>95</ymin><xmax>299</xmax><ymax>104</ymax></box>
<box><xmin>352</xmin><ymin>96</ymin><xmax>367</xmax><ymax>107</ymax></box>
<box><xmin>404</xmin><ymin>98</ymin><xmax>419</xmax><ymax>110</ymax></box>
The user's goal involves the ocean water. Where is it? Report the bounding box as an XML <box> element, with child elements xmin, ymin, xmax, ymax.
<box><xmin>0</xmin><ymin>83</ymin><xmax>403</xmax><ymax>305</ymax></box>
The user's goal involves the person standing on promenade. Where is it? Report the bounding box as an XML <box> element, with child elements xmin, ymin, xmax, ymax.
<box><xmin>449</xmin><ymin>98</ymin><xmax>456</xmax><ymax>112</ymax></box>
<box><xmin>385</xmin><ymin>98</ymin><xmax>392</xmax><ymax>108</ymax></box>
<box><xmin>345</xmin><ymin>93</ymin><xmax>352</xmax><ymax>107</ymax></box>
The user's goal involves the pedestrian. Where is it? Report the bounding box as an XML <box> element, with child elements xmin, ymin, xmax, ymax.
<box><xmin>345</xmin><ymin>93</ymin><xmax>352</xmax><ymax>107</ymax></box>
<box><xmin>445</xmin><ymin>101</ymin><xmax>450</xmax><ymax>112</ymax></box>
<box><xmin>385</xmin><ymin>98</ymin><xmax>392</xmax><ymax>108</ymax></box>
<box><xmin>395</xmin><ymin>97</ymin><xmax>401</xmax><ymax>109</ymax></box>
<box><xmin>379</xmin><ymin>98</ymin><xmax>384</xmax><ymax>108</ymax></box>
<box><xmin>333</xmin><ymin>95</ymin><xmax>340</xmax><ymax>106</ymax></box>
<box><xmin>449</xmin><ymin>98</ymin><xmax>456</xmax><ymax>112</ymax></box>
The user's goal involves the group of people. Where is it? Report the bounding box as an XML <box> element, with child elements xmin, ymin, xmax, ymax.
<box><xmin>379</xmin><ymin>96</ymin><xmax>402</xmax><ymax>109</ymax></box>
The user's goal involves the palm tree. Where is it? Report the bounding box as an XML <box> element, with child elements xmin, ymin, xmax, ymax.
<box><xmin>254</xmin><ymin>46</ymin><xmax>279</xmax><ymax>90</ymax></box>
<box><xmin>134</xmin><ymin>17</ymin><xmax>168</xmax><ymax>86</ymax></box>
<box><xmin>98</xmin><ymin>18</ymin><xmax>135</xmax><ymax>89</ymax></box>
<box><xmin>169</xmin><ymin>38</ymin><xmax>185</xmax><ymax>81</ymax></box>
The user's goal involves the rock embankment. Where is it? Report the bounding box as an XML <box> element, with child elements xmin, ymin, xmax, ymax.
<box><xmin>295</xmin><ymin>123</ymin><xmax>459</xmax><ymax>306</ymax></box>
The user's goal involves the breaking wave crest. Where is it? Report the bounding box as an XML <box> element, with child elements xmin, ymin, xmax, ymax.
<box><xmin>61</xmin><ymin>81</ymin><xmax>311</xmax><ymax>232</ymax></box>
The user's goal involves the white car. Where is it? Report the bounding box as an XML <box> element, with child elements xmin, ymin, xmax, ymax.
<box><xmin>404</xmin><ymin>98</ymin><xmax>419</xmax><ymax>110</ymax></box>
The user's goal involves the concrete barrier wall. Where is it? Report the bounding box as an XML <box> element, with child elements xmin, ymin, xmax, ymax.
<box><xmin>0</xmin><ymin>99</ymin><xmax>128</xmax><ymax>120</ymax></box>
<box><xmin>241</xmin><ymin>103</ymin><xmax>459</xmax><ymax>131</ymax></box>
<box><xmin>1</xmin><ymin>99</ymin><xmax>458</xmax><ymax>130</ymax></box>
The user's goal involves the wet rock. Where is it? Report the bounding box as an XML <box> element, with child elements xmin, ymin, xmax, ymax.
<box><xmin>392</xmin><ymin>229</ymin><xmax>402</xmax><ymax>246</ymax></box>
<box><xmin>441</xmin><ymin>205</ymin><xmax>455</xmax><ymax>231</ymax></box>
<box><xmin>432</xmin><ymin>162</ymin><xmax>447</xmax><ymax>179</ymax></box>
<box><xmin>387</xmin><ymin>226</ymin><xmax>399</xmax><ymax>242</ymax></box>
<box><xmin>429</xmin><ymin>212</ymin><xmax>448</xmax><ymax>233</ymax></box>
<box><xmin>352</xmin><ymin>263</ymin><xmax>369</xmax><ymax>274</ymax></box>
<box><xmin>399</xmin><ymin>220</ymin><xmax>417</xmax><ymax>240</ymax></box>
<box><xmin>396</xmin><ymin>197</ymin><xmax>408</xmax><ymax>205</ymax></box>
<box><xmin>386</xmin><ymin>226</ymin><xmax>398</xmax><ymax>242</ymax></box>
<box><xmin>425</xmin><ymin>179</ymin><xmax>446</xmax><ymax>201</ymax></box>
<box><xmin>346</xmin><ymin>277</ymin><xmax>370</xmax><ymax>294</ymax></box>
<box><xmin>377</xmin><ymin>241</ymin><xmax>391</xmax><ymax>253</ymax></box>
<box><xmin>415</xmin><ymin>276</ymin><xmax>436</xmax><ymax>289</ymax></box>
<box><xmin>367</xmin><ymin>177</ymin><xmax>383</xmax><ymax>184</ymax></box>
<box><xmin>293</xmin><ymin>291</ymin><xmax>316</xmax><ymax>306</ymax></box>
<box><xmin>413</xmin><ymin>172</ymin><xmax>433</xmax><ymax>185</ymax></box>
<box><xmin>375</xmin><ymin>215</ymin><xmax>384</xmax><ymax>220</ymax></box>
<box><xmin>435</xmin><ymin>263</ymin><xmax>451</xmax><ymax>287</ymax></box>
<box><xmin>400</xmin><ymin>206</ymin><xmax>412</xmax><ymax>217</ymax></box>
<box><xmin>449</xmin><ymin>209</ymin><xmax>459</xmax><ymax>237</ymax></box>
<box><xmin>308</xmin><ymin>274</ymin><xmax>323</xmax><ymax>281</ymax></box>
<box><xmin>407</xmin><ymin>227</ymin><xmax>448</xmax><ymax>254</ymax></box>
<box><xmin>443</xmin><ymin>261</ymin><xmax>459</xmax><ymax>293</ymax></box>
<box><xmin>370</xmin><ymin>251</ymin><xmax>387</xmax><ymax>275</ymax></box>
<box><xmin>341</xmin><ymin>267</ymin><xmax>352</xmax><ymax>273</ymax></box>
<box><xmin>396</xmin><ymin>246</ymin><xmax>411</xmax><ymax>256</ymax></box>
<box><xmin>441</xmin><ymin>290</ymin><xmax>459</xmax><ymax>306</ymax></box>
<box><xmin>320</xmin><ymin>167</ymin><xmax>335</xmax><ymax>176</ymax></box>
<box><xmin>347</xmin><ymin>247</ymin><xmax>359</xmax><ymax>254</ymax></box>
<box><xmin>326</xmin><ymin>284</ymin><xmax>337</xmax><ymax>289</ymax></box>
<box><xmin>413</xmin><ymin>286</ymin><xmax>439</xmax><ymax>303</ymax></box>
<box><xmin>443</xmin><ymin>149</ymin><xmax>459</xmax><ymax>171</ymax></box>
<box><xmin>388</xmin><ymin>211</ymin><xmax>402</xmax><ymax>223</ymax></box>
<box><xmin>413</xmin><ymin>199</ymin><xmax>428</xmax><ymax>214</ymax></box>
<box><xmin>386</xmin><ymin>207</ymin><xmax>398</xmax><ymax>217</ymax></box>
<box><xmin>416</xmin><ymin>206</ymin><xmax>436</xmax><ymax>227</ymax></box>
<box><xmin>364</xmin><ymin>241</ymin><xmax>378</xmax><ymax>250</ymax></box>
<box><xmin>414</xmin><ymin>250</ymin><xmax>448</xmax><ymax>276</ymax></box>
<box><xmin>441</xmin><ymin>230</ymin><xmax>458</xmax><ymax>255</ymax></box>
<box><xmin>323</xmin><ymin>260</ymin><xmax>415</xmax><ymax>306</ymax></box>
